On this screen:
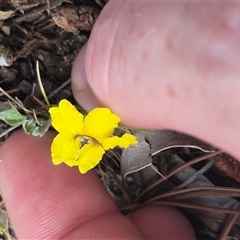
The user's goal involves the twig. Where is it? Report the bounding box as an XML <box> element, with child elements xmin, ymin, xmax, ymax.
<box><xmin>133</xmin><ymin>150</ymin><xmax>222</xmax><ymax>203</ymax></box>
<box><xmin>0</xmin><ymin>88</ymin><xmax>18</xmax><ymax>97</ymax></box>
<box><xmin>0</xmin><ymin>124</ymin><xmax>21</xmax><ymax>138</ymax></box>
<box><xmin>148</xmin><ymin>200</ymin><xmax>240</xmax><ymax>215</ymax></box>
<box><xmin>218</xmin><ymin>202</ymin><xmax>240</xmax><ymax>240</ymax></box>
<box><xmin>172</xmin><ymin>154</ymin><xmax>221</xmax><ymax>190</ymax></box>
<box><xmin>145</xmin><ymin>186</ymin><xmax>240</xmax><ymax>203</ymax></box>
<box><xmin>0</xmin><ymin>87</ymin><xmax>31</xmax><ymax>113</ymax></box>
<box><xmin>104</xmin><ymin>159</ymin><xmax>132</xmax><ymax>204</ymax></box>
<box><xmin>48</xmin><ymin>78</ymin><xmax>71</xmax><ymax>99</ymax></box>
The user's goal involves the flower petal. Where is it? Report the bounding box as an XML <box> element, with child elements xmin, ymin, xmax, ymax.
<box><xmin>84</xmin><ymin>108</ymin><xmax>120</xmax><ymax>142</ymax></box>
<box><xmin>51</xmin><ymin>134</ymin><xmax>81</xmax><ymax>167</ymax></box>
<box><xmin>77</xmin><ymin>142</ymin><xmax>105</xmax><ymax>174</ymax></box>
<box><xmin>49</xmin><ymin>99</ymin><xmax>84</xmax><ymax>135</ymax></box>
<box><xmin>102</xmin><ymin>133</ymin><xmax>138</xmax><ymax>150</ymax></box>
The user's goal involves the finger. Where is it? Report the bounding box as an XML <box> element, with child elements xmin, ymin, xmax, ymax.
<box><xmin>0</xmin><ymin>131</ymin><xmax>144</xmax><ymax>239</ymax></box>
<box><xmin>130</xmin><ymin>206</ymin><xmax>196</xmax><ymax>239</ymax></box>
<box><xmin>72</xmin><ymin>2</ymin><xmax>240</xmax><ymax>159</ymax></box>
<box><xmin>72</xmin><ymin>44</ymin><xmax>99</xmax><ymax>110</ymax></box>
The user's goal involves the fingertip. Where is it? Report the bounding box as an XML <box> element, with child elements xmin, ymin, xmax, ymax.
<box><xmin>72</xmin><ymin>44</ymin><xmax>99</xmax><ymax>111</ymax></box>
<box><xmin>71</xmin><ymin>2</ymin><xmax>240</xmax><ymax>160</ymax></box>
<box><xmin>130</xmin><ymin>205</ymin><xmax>196</xmax><ymax>239</ymax></box>
<box><xmin>0</xmin><ymin>130</ymin><xmax>118</xmax><ymax>239</ymax></box>
<box><xmin>0</xmin><ymin>130</ymin><xmax>55</xmax><ymax>186</ymax></box>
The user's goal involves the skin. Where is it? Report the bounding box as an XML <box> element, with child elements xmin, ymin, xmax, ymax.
<box><xmin>72</xmin><ymin>1</ymin><xmax>240</xmax><ymax>160</ymax></box>
<box><xmin>0</xmin><ymin>132</ymin><xmax>195</xmax><ymax>239</ymax></box>
<box><xmin>1</xmin><ymin>1</ymin><xmax>239</xmax><ymax>239</ymax></box>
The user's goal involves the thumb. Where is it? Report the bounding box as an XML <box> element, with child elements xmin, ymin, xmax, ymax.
<box><xmin>72</xmin><ymin>2</ymin><xmax>240</xmax><ymax>159</ymax></box>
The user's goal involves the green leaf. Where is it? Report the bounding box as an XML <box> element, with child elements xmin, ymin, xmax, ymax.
<box><xmin>0</xmin><ymin>222</ymin><xmax>6</xmax><ymax>232</ymax></box>
<box><xmin>22</xmin><ymin>118</ymin><xmax>51</xmax><ymax>137</ymax></box>
<box><xmin>0</xmin><ymin>108</ymin><xmax>27</xmax><ymax>126</ymax></box>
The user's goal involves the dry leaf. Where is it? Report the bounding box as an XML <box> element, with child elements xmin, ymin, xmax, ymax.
<box><xmin>51</xmin><ymin>5</ymin><xmax>100</xmax><ymax>34</ymax></box>
<box><xmin>149</xmin><ymin>130</ymin><xmax>215</xmax><ymax>156</ymax></box>
<box><xmin>121</xmin><ymin>130</ymin><xmax>215</xmax><ymax>180</ymax></box>
<box><xmin>0</xmin><ymin>10</ymin><xmax>14</xmax><ymax>20</ymax></box>
<box><xmin>121</xmin><ymin>131</ymin><xmax>152</xmax><ymax>178</ymax></box>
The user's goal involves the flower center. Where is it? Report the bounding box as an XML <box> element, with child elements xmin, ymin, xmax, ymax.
<box><xmin>78</xmin><ymin>135</ymin><xmax>99</xmax><ymax>149</ymax></box>
<box><xmin>78</xmin><ymin>135</ymin><xmax>90</xmax><ymax>147</ymax></box>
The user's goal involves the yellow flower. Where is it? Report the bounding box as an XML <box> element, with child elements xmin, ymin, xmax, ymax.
<box><xmin>49</xmin><ymin>99</ymin><xmax>137</xmax><ymax>174</ymax></box>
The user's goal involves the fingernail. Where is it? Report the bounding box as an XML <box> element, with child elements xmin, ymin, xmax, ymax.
<box><xmin>71</xmin><ymin>44</ymin><xmax>99</xmax><ymax>111</ymax></box>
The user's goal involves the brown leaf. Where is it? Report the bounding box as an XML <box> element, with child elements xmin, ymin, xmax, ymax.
<box><xmin>0</xmin><ymin>10</ymin><xmax>15</xmax><ymax>20</ymax></box>
<box><xmin>51</xmin><ymin>5</ymin><xmax>100</xmax><ymax>34</ymax></box>
<box><xmin>149</xmin><ymin>130</ymin><xmax>215</xmax><ymax>156</ymax></box>
<box><xmin>121</xmin><ymin>130</ymin><xmax>215</xmax><ymax>180</ymax></box>
<box><xmin>121</xmin><ymin>131</ymin><xmax>152</xmax><ymax>177</ymax></box>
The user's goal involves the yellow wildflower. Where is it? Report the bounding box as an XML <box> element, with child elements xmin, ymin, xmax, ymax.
<box><xmin>49</xmin><ymin>99</ymin><xmax>137</xmax><ymax>174</ymax></box>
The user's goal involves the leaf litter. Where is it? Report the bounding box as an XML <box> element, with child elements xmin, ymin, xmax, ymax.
<box><xmin>1</xmin><ymin>0</ymin><xmax>240</xmax><ymax>239</ymax></box>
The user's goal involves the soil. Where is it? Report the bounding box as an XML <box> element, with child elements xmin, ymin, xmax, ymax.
<box><xmin>0</xmin><ymin>0</ymin><xmax>101</xmax><ymax>113</ymax></box>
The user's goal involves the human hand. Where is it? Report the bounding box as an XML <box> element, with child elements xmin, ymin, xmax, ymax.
<box><xmin>0</xmin><ymin>2</ymin><xmax>195</xmax><ymax>236</ymax></box>
<box><xmin>0</xmin><ymin>2</ymin><xmax>196</xmax><ymax>237</ymax></box>
<box><xmin>0</xmin><ymin>131</ymin><xmax>195</xmax><ymax>239</ymax></box>
<box><xmin>72</xmin><ymin>1</ymin><xmax>240</xmax><ymax>160</ymax></box>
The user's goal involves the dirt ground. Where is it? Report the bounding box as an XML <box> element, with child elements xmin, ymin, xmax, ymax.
<box><xmin>1</xmin><ymin>1</ymin><xmax>240</xmax><ymax>239</ymax></box>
